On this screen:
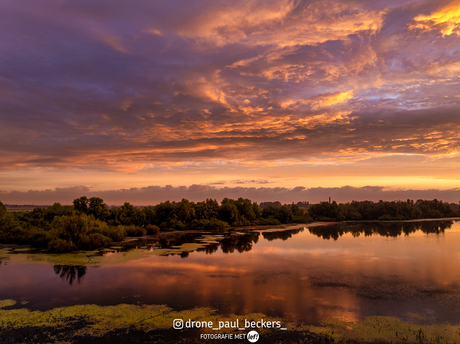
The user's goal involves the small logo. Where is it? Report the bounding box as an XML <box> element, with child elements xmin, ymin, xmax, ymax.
<box><xmin>173</xmin><ymin>319</ymin><xmax>184</xmax><ymax>329</ymax></box>
<box><xmin>247</xmin><ymin>330</ymin><xmax>259</xmax><ymax>343</ymax></box>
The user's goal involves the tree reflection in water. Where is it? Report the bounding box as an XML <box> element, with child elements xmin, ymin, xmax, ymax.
<box><xmin>222</xmin><ymin>232</ymin><xmax>259</xmax><ymax>253</ymax></box>
<box><xmin>308</xmin><ymin>221</ymin><xmax>453</xmax><ymax>240</ymax></box>
<box><xmin>164</xmin><ymin>221</ymin><xmax>454</xmax><ymax>257</ymax></box>
<box><xmin>194</xmin><ymin>232</ymin><xmax>261</xmax><ymax>255</ymax></box>
<box><xmin>47</xmin><ymin>221</ymin><xmax>454</xmax><ymax>287</ymax></box>
<box><xmin>53</xmin><ymin>265</ymin><xmax>87</xmax><ymax>285</ymax></box>
<box><xmin>262</xmin><ymin>227</ymin><xmax>305</xmax><ymax>241</ymax></box>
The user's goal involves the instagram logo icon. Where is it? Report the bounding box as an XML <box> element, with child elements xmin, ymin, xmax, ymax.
<box><xmin>173</xmin><ymin>319</ymin><xmax>184</xmax><ymax>329</ymax></box>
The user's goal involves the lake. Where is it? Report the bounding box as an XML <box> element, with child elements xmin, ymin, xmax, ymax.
<box><xmin>2</xmin><ymin>220</ymin><xmax>460</xmax><ymax>322</ymax></box>
<box><xmin>1</xmin><ymin>220</ymin><xmax>460</xmax><ymax>342</ymax></box>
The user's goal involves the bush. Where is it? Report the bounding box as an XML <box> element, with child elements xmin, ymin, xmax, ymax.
<box><xmin>255</xmin><ymin>218</ymin><xmax>281</xmax><ymax>226</ymax></box>
<box><xmin>188</xmin><ymin>219</ymin><xmax>229</xmax><ymax>231</ymax></box>
<box><xmin>79</xmin><ymin>233</ymin><xmax>112</xmax><ymax>250</ymax></box>
<box><xmin>47</xmin><ymin>238</ymin><xmax>76</xmax><ymax>253</ymax></box>
<box><xmin>124</xmin><ymin>225</ymin><xmax>147</xmax><ymax>237</ymax></box>
<box><xmin>97</xmin><ymin>225</ymin><xmax>126</xmax><ymax>242</ymax></box>
<box><xmin>145</xmin><ymin>224</ymin><xmax>160</xmax><ymax>235</ymax></box>
<box><xmin>27</xmin><ymin>229</ymin><xmax>49</xmax><ymax>248</ymax></box>
<box><xmin>292</xmin><ymin>214</ymin><xmax>313</xmax><ymax>223</ymax></box>
<box><xmin>0</xmin><ymin>226</ymin><xmax>30</xmax><ymax>244</ymax></box>
<box><xmin>231</xmin><ymin>216</ymin><xmax>251</xmax><ymax>227</ymax></box>
<box><xmin>316</xmin><ymin>216</ymin><xmax>337</xmax><ymax>222</ymax></box>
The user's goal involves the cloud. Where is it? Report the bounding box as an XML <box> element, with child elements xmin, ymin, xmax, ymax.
<box><xmin>280</xmin><ymin>91</ymin><xmax>354</xmax><ymax>110</ymax></box>
<box><xmin>169</xmin><ymin>0</ymin><xmax>385</xmax><ymax>48</ymax></box>
<box><xmin>0</xmin><ymin>0</ymin><xmax>460</xmax><ymax>191</ymax></box>
<box><xmin>410</xmin><ymin>0</ymin><xmax>460</xmax><ymax>36</ymax></box>
<box><xmin>2</xmin><ymin>185</ymin><xmax>460</xmax><ymax>205</ymax></box>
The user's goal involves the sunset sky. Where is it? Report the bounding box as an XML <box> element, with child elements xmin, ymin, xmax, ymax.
<box><xmin>1</xmin><ymin>0</ymin><xmax>460</xmax><ymax>204</ymax></box>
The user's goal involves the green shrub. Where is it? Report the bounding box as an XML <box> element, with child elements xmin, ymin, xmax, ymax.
<box><xmin>293</xmin><ymin>214</ymin><xmax>313</xmax><ymax>223</ymax></box>
<box><xmin>231</xmin><ymin>216</ymin><xmax>251</xmax><ymax>227</ymax></box>
<box><xmin>97</xmin><ymin>225</ymin><xmax>126</xmax><ymax>242</ymax></box>
<box><xmin>256</xmin><ymin>218</ymin><xmax>281</xmax><ymax>226</ymax></box>
<box><xmin>124</xmin><ymin>225</ymin><xmax>147</xmax><ymax>237</ymax></box>
<box><xmin>79</xmin><ymin>233</ymin><xmax>112</xmax><ymax>250</ymax></box>
<box><xmin>27</xmin><ymin>229</ymin><xmax>49</xmax><ymax>248</ymax></box>
<box><xmin>145</xmin><ymin>224</ymin><xmax>160</xmax><ymax>235</ymax></box>
<box><xmin>316</xmin><ymin>216</ymin><xmax>337</xmax><ymax>222</ymax></box>
<box><xmin>188</xmin><ymin>219</ymin><xmax>229</xmax><ymax>231</ymax></box>
<box><xmin>47</xmin><ymin>238</ymin><xmax>76</xmax><ymax>253</ymax></box>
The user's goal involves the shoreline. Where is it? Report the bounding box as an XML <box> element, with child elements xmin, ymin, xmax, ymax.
<box><xmin>242</xmin><ymin>217</ymin><xmax>459</xmax><ymax>233</ymax></box>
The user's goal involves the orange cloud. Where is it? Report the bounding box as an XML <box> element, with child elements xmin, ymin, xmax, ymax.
<box><xmin>170</xmin><ymin>0</ymin><xmax>385</xmax><ymax>47</ymax></box>
<box><xmin>411</xmin><ymin>0</ymin><xmax>460</xmax><ymax>36</ymax></box>
<box><xmin>172</xmin><ymin>0</ymin><xmax>294</xmax><ymax>46</ymax></box>
<box><xmin>427</xmin><ymin>61</ymin><xmax>460</xmax><ymax>77</ymax></box>
<box><xmin>281</xmin><ymin>91</ymin><xmax>354</xmax><ymax>110</ymax></box>
<box><xmin>310</xmin><ymin>91</ymin><xmax>355</xmax><ymax>110</ymax></box>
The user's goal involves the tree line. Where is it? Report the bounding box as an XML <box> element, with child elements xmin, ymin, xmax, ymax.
<box><xmin>308</xmin><ymin>199</ymin><xmax>458</xmax><ymax>221</ymax></box>
<box><xmin>0</xmin><ymin>197</ymin><xmax>458</xmax><ymax>253</ymax></box>
<box><xmin>0</xmin><ymin>197</ymin><xmax>310</xmax><ymax>253</ymax></box>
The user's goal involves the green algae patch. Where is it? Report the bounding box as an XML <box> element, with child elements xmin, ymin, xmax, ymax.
<box><xmin>0</xmin><ymin>301</ymin><xmax>265</xmax><ymax>331</ymax></box>
<box><xmin>170</xmin><ymin>243</ymin><xmax>207</xmax><ymax>251</ymax></box>
<box><xmin>23</xmin><ymin>251</ymin><xmax>101</xmax><ymax>266</ymax></box>
<box><xmin>0</xmin><ymin>302</ymin><xmax>282</xmax><ymax>338</ymax></box>
<box><xmin>172</xmin><ymin>234</ymin><xmax>225</xmax><ymax>248</ymax></box>
<box><xmin>253</xmin><ymin>224</ymin><xmax>308</xmax><ymax>233</ymax></box>
<box><xmin>0</xmin><ymin>302</ymin><xmax>198</xmax><ymax>333</ymax></box>
<box><xmin>0</xmin><ymin>248</ymin><xmax>12</xmax><ymax>262</ymax></box>
<box><xmin>0</xmin><ymin>299</ymin><xmax>16</xmax><ymax>309</ymax></box>
<box><xmin>307</xmin><ymin>316</ymin><xmax>460</xmax><ymax>343</ymax></box>
<box><xmin>0</xmin><ymin>233</ymin><xmax>226</xmax><ymax>267</ymax></box>
<box><xmin>11</xmin><ymin>248</ymin><xmax>33</xmax><ymax>252</ymax></box>
<box><xmin>0</xmin><ymin>302</ymin><xmax>303</xmax><ymax>343</ymax></box>
<box><xmin>3</xmin><ymin>301</ymin><xmax>459</xmax><ymax>343</ymax></box>
<box><xmin>0</xmin><ymin>246</ymin><xmax>196</xmax><ymax>267</ymax></box>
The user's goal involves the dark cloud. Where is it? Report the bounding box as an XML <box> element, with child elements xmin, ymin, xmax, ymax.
<box><xmin>2</xmin><ymin>185</ymin><xmax>460</xmax><ymax>206</ymax></box>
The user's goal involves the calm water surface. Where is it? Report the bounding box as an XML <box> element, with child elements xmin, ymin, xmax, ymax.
<box><xmin>1</xmin><ymin>220</ymin><xmax>460</xmax><ymax>325</ymax></box>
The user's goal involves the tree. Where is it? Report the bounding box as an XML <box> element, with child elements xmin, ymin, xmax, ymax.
<box><xmin>308</xmin><ymin>201</ymin><xmax>342</xmax><ymax>221</ymax></box>
<box><xmin>44</xmin><ymin>202</ymin><xmax>65</xmax><ymax>222</ymax></box>
<box><xmin>142</xmin><ymin>206</ymin><xmax>156</xmax><ymax>225</ymax></box>
<box><xmin>73</xmin><ymin>196</ymin><xmax>89</xmax><ymax>214</ymax></box>
<box><xmin>177</xmin><ymin>199</ymin><xmax>195</xmax><ymax>223</ymax></box>
<box><xmin>276</xmin><ymin>206</ymin><xmax>294</xmax><ymax>223</ymax></box>
<box><xmin>291</xmin><ymin>203</ymin><xmax>300</xmax><ymax>215</ymax></box>
<box><xmin>88</xmin><ymin>197</ymin><xmax>110</xmax><ymax>220</ymax></box>
<box><xmin>155</xmin><ymin>201</ymin><xmax>176</xmax><ymax>225</ymax></box>
<box><xmin>252</xmin><ymin>202</ymin><xmax>261</xmax><ymax>218</ymax></box>
<box><xmin>220</xmin><ymin>199</ymin><xmax>238</xmax><ymax>224</ymax></box>
<box><xmin>0</xmin><ymin>201</ymin><xmax>6</xmax><ymax>214</ymax></box>
<box><xmin>194</xmin><ymin>199</ymin><xmax>219</xmax><ymax>220</ymax></box>
<box><xmin>234</xmin><ymin>197</ymin><xmax>256</xmax><ymax>221</ymax></box>
<box><xmin>0</xmin><ymin>200</ymin><xmax>12</xmax><ymax>231</ymax></box>
<box><xmin>118</xmin><ymin>202</ymin><xmax>146</xmax><ymax>226</ymax></box>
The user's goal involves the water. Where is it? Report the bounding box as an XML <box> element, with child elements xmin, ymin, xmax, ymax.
<box><xmin>1</xmin><ymin>220</ymin><xmax>460</xmax><ymax>325</ymax></box>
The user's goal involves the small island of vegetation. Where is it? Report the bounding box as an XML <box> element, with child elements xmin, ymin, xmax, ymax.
<box><xmin>0</xmin><ymin>197</ymin><xmax>458</xmax><ymax>253</ymax></box>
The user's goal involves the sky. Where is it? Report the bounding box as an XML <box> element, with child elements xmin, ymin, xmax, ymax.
<box><xmin>1</xmin><ymin>0</ymin><xmax>460</xmax><ymax>205</ymax></box>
